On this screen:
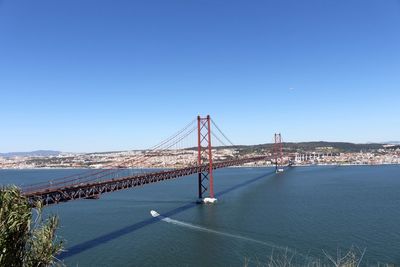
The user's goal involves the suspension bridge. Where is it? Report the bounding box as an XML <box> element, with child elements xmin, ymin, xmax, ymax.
<box><xmin>22</xmin><ymin>115</ymin><xmax>287</xmax><ymax>206</ymax></box>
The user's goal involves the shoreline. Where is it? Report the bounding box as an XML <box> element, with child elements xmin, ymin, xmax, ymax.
<box><xmin>1</xmin><ymin>162</ymin><xmax>399</xmax><ymax>171</ymax></box>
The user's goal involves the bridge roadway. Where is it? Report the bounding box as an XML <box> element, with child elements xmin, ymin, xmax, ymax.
<box><xmin>24</xmin><ymin>156</ymin><xmax>271</xmax><ymax>206</ymax></box>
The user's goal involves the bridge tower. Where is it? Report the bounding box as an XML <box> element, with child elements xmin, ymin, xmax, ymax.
<box><xmin>273</xmin><ymin>133</ymin><xmax>284</xmax><ymax>173</ymax></box>
<box><xmin>197</xmin><ymin>115</ymin><xmax>216</xmax><ymax>203</ymax></box>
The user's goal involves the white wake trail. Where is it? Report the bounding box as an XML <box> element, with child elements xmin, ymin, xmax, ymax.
<box><xmin>150</xmin><ymin>210</ymin><xmax>306</xmax><ymax>258</ymax></box>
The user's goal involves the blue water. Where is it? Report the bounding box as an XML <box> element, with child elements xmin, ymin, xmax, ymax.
<box><xmin>1</xmin><ymin>165</ymin><xmax>400</xmax><ymax>266</ymax></box>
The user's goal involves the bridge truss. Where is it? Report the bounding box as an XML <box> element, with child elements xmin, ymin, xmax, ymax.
<box><xmin>22</xmin><ymin>115</ymin><xmax>284</xmax><ymax>206</ymax></box>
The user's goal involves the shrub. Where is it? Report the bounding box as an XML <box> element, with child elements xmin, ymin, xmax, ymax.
<box><xmin>0</xmin><ymin>186</ymin><xmax>63</xmax><ymax>267</ymax></box>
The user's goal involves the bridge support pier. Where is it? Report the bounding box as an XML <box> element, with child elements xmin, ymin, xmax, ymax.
<box><xmin>274</xmin><ymin>133</ymin><xmax>284</xmax><ymax>173</ymax></box>
<box><xmin>197</xmin><ymin>115</ymin><xmax>217</xmax><ymax>204</ymax></box>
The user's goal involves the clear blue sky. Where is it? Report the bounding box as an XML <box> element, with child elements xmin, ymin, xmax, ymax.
<box><xmin>0</xmin><ymin>0</ymin><xmax>399</xmax><ymax>152</ymax></box>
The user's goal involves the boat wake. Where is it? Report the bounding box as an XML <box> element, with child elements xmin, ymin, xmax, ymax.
<box><xmin>150</xmin><ymin>210</ymin><xmax>303</xmax><ymax>256</ymax></box>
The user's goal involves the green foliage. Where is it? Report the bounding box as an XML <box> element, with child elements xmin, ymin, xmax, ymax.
<box><xmin>0</xmin><ymin>186</ymin><xmax>63</xmax><ymax>267</ymax></box>
<box><xmin>243</xmin><ymin>247</ymin><xmax>370</xmax><ymax>267</ymax></box>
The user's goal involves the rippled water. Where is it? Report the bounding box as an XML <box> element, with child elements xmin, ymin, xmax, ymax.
<box><xmin>1</xmin><ymin>165</ymin><xmax>399</xmax><ymax>266</ymax></box>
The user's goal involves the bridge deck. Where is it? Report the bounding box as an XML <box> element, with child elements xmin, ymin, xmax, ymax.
<box><xmin>24</xmin><ymin>156</ymin><xmax>269</xmax><ymax>206</ymax></box>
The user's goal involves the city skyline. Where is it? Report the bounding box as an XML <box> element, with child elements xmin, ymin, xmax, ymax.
<box><xmin>1</xmin><ymin>0</ymin><xmax>399</xmax><ymax>152</ymax></box>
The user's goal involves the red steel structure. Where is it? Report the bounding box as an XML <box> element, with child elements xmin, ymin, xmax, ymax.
<box><xmin>197</xmin><ymin>115</ymin><xmax>214</xmax><ymax>199</ymax></box>
<box><xmin>24</xmin><ymin>156</ymin><xmax>270</xmax><ymax>206</ymax></box>
<box><xmin>21</xmin><ymin>115</ymin><xmax>287</xmax><ymax>206</ymax></box>
<box><xmin>273</xmin><ymin>133</ymin><xmax>283</xmax><ymax>172</ymax></box>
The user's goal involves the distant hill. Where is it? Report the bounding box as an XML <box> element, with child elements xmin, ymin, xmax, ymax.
<box><xmin>0</xmin><ymin>150</ymin><xmax>61</xmax><ymax>158</ymax></box>
<box><xmin>384</xmin><ymin>141</ymin><xmax>400</xmax><ymax>145</ymax></box>
<box><xmin>282</xmin><ymin>141</ymin><xmax>384</xmax><ymax>152</ymax></box>
<box><xmin>0</xmin><ymin>141</ymin><xmax>391</xmax><ymax>158</ymax></box>
<box><xmin>232</xmin><ymin>141</ymin><xmax>385</xmax><ymax>154</ymax></box>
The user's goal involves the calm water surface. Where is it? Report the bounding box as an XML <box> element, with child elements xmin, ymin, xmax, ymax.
<box><xmin>1</xmin><ymin>165</ymin><xmax>399</xmax><ymax>266</ymax></box>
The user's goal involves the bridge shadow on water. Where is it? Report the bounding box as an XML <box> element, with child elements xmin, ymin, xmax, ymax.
<box><xmin>60</xmin><ymin>170</ymin><xmax>276</xmax><ymax>259</ymax></box>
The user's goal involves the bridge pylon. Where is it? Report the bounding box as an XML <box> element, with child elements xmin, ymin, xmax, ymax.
<box><xmin>273</xmin><ymin>133</ymin><xmax>284</xmax><ymax>173</ymax></box>
<box><xmin>197</xmin><ymin>115</ymin><xmax>216</xmax><ymax>203</ymax></box>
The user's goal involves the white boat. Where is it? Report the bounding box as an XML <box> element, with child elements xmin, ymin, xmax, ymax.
<box><xmin>150</xmin><ymin>210</ymin><xmax>160</xmax><ymax>218</ymax></box>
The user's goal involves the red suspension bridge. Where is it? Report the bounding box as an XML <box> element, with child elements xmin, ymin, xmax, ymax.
<box><xmin>22</xmin><ymin>115</ymin><xmax>287</xmax><ymax>206</ymax></box>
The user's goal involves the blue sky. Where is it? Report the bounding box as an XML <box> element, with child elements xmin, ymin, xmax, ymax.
<box><xmin>0</xmin><ymin>0</ymin><xmax>399</xmax><ymax>152</ymax></box>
